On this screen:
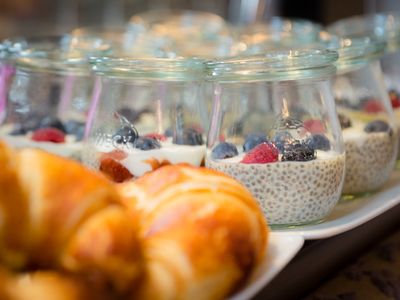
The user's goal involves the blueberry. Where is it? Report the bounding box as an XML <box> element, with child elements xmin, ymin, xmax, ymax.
<box><xmin>112</xmin><ymin>126</ymin><xmax>139</xmax><ymax>145</ymax></box>
<box><xmin>134</xmin><ymin>137</ymin><xmax>161</xmax><ymax>150</ymax></box>
<box><xmin>243</xmin><ymin>133</ymin><xmax>269</xmax><ymax>152</ymax></box>
<box><xmin>211</xmin><ymin>142</ymin><xmax>239</xmax><ymax>159</ymax></box>
<box><xmin>173</xmin><ymin>128</ymin><xmax>203</xmax><ymax>146</ymax></box>
<box><xmin>39</xmin><ymin>116</ymin><xmax>66</xmax><ymax>133</ymax></box>
<box><xmin>282</xmin><ymin>142</ymin><xmax>316</xmax><ymax>162</ymax></box>
<box><xmin>338</xmin><ymin>113</ymin><xmax>352</xmax><ymax>129</ymax></box>
<box><xmin>272</xmin><ymin>131</ymin><xmax>295</xmax><ymax>152</ymax></box>
<box><xmin>364</xmin><ymin>120</ymin><xmax>390</xmax><ymax>133</ymax></box>
<box><xmin>65</xmin><ymin>120</ymin><xmax>85</xmax><ymax>141</ymax></box>
<box><xmin>306</xmin><ymin>134</ymin><xmax>331</xmax><ymax>151</ymax></box>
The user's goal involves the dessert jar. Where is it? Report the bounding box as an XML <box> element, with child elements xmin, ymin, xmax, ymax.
<box><xmin>330</xmin><ymin>37</ymin><xmax>398</xmax><ymax>197</ymax></box>
<box><xmin>0</xmin><ymin>35</ymin><xmax>112</xmax><ymax>160</ymax></box>
<box><xmin>127</xmin><ymin>9</ymin><xmax>239</xmax><ymax>58</ymax></box>
<box><xmin>329</xmin><ymin>13</ymin><xmax>400</xmax><ymax>162</ymax></box>
<box><xmin>205</xmin><ymin>50</ymin><xmax>345</xmax><ymax>227</ymax></box>
<box><xmin>82</xmin><ymin>57</ymin><xmax>207</xmax><ymax>182</ymax></box>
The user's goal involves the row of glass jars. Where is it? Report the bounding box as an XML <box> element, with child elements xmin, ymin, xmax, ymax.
<box><xmin>1</xmin><ymin>12</ymin><xmax>399</xmax><ymax>228</ymax></box>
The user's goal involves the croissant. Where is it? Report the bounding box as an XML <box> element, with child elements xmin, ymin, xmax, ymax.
<box><xmin>0</xmin><ymin>141</ymin><xmax>143</xmax><ymax>293</ymax></box>
<box><xmin>118</xmin><ymin>165</ymin><xmax>269</xmax><ymax>300</ymax></box>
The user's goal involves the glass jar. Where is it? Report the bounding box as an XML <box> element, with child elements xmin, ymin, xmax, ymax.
<box><xmin>330</xmin><ymin>37</ymin><xmax>397</xmax><ymax>197</ymax></box>
<box><xmin>127</xmin><ymin>9</ymin><xmax>239</xmax><ymax>58</ymax></box>
<box><xmin>205</xmin><ymin>49</ymin><xmax>345</xmax><ymax>227</ymax></box>
<box><xmin>82</xmin><ymin>57</ymin><xmax>207</xmax><ymax>182</ymax></box>
<box><xmin>328</xmin><ymin>13</ymin><xmax>400</xmax><ymax>161</ymax></box>
<box><xmin>0</xmin><ymin>35</ymin><xmax>112</xmax><ymax>160</ymax></box>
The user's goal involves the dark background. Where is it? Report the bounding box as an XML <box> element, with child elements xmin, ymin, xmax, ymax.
<box><xmin>0</xmin><ymin>0</ymin><xmax>399</xmax><ymax>38</ymax></box>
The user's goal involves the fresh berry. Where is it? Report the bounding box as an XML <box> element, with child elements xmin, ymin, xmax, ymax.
<box><xmin>338</xmin><ymin>113</ymin><xmax>352</xmax><ymax>129</ymax></box>
<box><xmin>305</xmin><ymin>134</ymin><xmax>330</xmax><ymax>151</ymax></box>
<box><xmin>211</xmin><ymin>142</ymin><xmax>239</xmax><ymax>159</ymax></box>
<box><xmin>99</xmin><ymin>151</ymin><xmax>133</xmax><ymax>183</ymax></box>
<box><xmin>173</xmin><ymin>128</ymin><xmax>203</xmax><ymax>145</ymax></box>
<box><xmin>363</xmin><ymin>99</ymin><xmax>383</xmax><ymax>113</ymax></box>
<box><xmin>134</xmin><ymin>137</ymin><xmax>161</xmax><ymax>150</ymax></box>
<box><xmin>112</xmin><ymin>126</ymin><xmax>138</xmax><ymax>145</ymax></box>
<box><xmin>64</xmin><ymin>120</ymin><xmax>85</xmax><ymax>141</ymax></box>
<box><xmin>241</xmin><ymin>142</ymin><xmax>279</xmax><ymax>164</ymax></box>
<box><xmin>243</xmin><ymin>133</ymin><xmax>269</xmax><ymax>152</ymax></box>
<box><xmin>281</xmin><ymin>142</ymin><xmax>315</xmax><ymax>162</ymax></box>
<box><xmin>272</xmin><ymin>131</ymin><xmax>295</xmax><ymax>152</ymax></box>
<box><xmin>364</xmin><ymin>120</ymin><xmax>390</xmax><ymax>133</ymax></box>
<box><xmin>304</xmin><ymin>119</ymin><xmax>325</xmax><ymax>134</ymax></box>
<box><xmin>31</xmin><ymin>127</ymin><xmax>65</xmax><ymax>143</ymax></box>
<box><xmin>39</xmin><ymin>116</ymin><xmax>66</xmax><ymax>133</ymax></box>
<box><xmin>389</xmin><ymin>90</ymin><xmax>400</xmax><ymax>108</ymax></box>
<box><xmin>144</xmin><ymin>133</ymin><xmax>167</xmax><ymax>142</ymax></box>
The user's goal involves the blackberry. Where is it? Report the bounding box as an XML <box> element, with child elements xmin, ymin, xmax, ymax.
<box><xmin>282</xmin><ymin>142</ymin><xmax>316</xmax><ymax>162</ymax></box>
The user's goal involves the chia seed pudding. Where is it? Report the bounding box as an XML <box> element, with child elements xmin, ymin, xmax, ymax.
<box><xmin>342</xmin><ymin>122</ymin><xmax>398</xmax><ymax>195</ymax></box>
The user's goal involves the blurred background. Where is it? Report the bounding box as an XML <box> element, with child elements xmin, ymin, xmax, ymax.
<box><xmin>1</xmin><ymin>0</ymin><xmax>400</xmax><ymax>39</ymax></box>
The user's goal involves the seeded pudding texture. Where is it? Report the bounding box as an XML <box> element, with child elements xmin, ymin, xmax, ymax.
<box><xmin>206</xmin><ymin>152</ymin><xmax>345</xmax><ymax>226</ymax></box>
<box><xmin>342</xmin><ymin>128</ymin><xmax>398</xmax><ymax>195</ymax></box>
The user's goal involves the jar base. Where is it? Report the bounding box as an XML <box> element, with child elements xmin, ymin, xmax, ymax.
<box><xmin>269</xmin><ymin>218</ymin><xmax>325</xmax><ymax>229</ymax></box>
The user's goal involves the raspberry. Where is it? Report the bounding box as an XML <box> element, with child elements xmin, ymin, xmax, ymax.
<box><xmin>241</xmin><ymin>142</ymin><xmax>279</xmax><ymax>164</ymax></box>
<box><xmin>363</xmin><ymin>99</ymin><xmax>383</xmax><ymax>113</ymax></box>
<box><xmin>144</xmin><ymin>133</ymin><xmax>167</xmax><ymax>142</ymax></box>
<box><xmin>389</xmin><ymin>91</ymin><xmax>400</xmax><ymax>108</ymax></box>
<box><xmin>304</xmin><ymin>119</ymin><xmax>325</xmax><ymax>134</ymax></box>
<box><xmin>99</xmin><ymin>150</ymin><xmax>133</xmax><ymax>183</ymax></box>
<box><xmin>31</xmin><ymin>127</ymin><xmax>65</xmax><ymax>143</ymax></box>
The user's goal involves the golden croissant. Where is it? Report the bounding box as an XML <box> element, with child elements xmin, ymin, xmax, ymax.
<box><xmin>0</xmin><ymin>141</ymin><xmax>269</xmax><ymax>300</ymax></box>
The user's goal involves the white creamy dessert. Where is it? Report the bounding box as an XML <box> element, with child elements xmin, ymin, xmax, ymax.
<box><xmin>206</xmin><ymin>150</ymin><xmax>346</xmax><ymax>226</ymax></box>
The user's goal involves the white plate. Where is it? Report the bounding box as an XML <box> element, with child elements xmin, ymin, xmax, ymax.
<box><xmin>274</xmin><ymin>170</ymin><xmax>400</xmax><ymax>240</ymax></box>
<box><xmin>230</xmin><ymin>233</ymin><xmax>304</xmax><ymax>300</ymax></box>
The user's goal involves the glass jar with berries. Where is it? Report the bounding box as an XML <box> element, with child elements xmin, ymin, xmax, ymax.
<box><xmin>205</xmin><ymin>49</ymin><xmax>345</xmax><ymax>227</ymax></box>
<box><xmin>328</xmin><ymin>37</ymin><xmax>397</xmax><ymax>198</ymax></box>
<box><xmin>329</xmin><ymin>13</ymin><xmax>400</xmax><ymax>162</ymax></box>
<box><xmin>0</xmin><ymin>35</ymin><xmax>112</xmax><ymax>160</ymax></box>
<box><xmin>82</xmin><ymin>57</ymin><xmax>206</xmax><ymax>182</ymax></box>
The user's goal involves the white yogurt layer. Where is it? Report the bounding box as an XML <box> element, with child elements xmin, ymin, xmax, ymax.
<box><xmin>97</xmin><ymin>138</ymin><xmax>205</xmax><ymax>177</ymax></box>
<box><xmin>206</xmin><ymin>150</ymin><xmax>346</xmax><ymax>226</ymax></box>
<box><xmin>0</xmin><ymin>126</ymin><xmax>82</xmax><ymax>159</ymax></box>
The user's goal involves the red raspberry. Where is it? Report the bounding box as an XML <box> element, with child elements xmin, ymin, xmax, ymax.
<box><xmin>31</xmin><ymin>127</ymin><xmax>65</xmax><ymax>143</ymax></box>
<box><xmin>304</xmin><ymin>119</ymin><xmax>325</xmax><ymax>134</ymax></box>
<box><xmin>144</xmin><ymin>133</ymin><xmax>167</xmax><ymax>142</ymax></box>
<box><xmin>241</xmin><ymin>142</ymin><xmax>279</xmax><ymax>164</ymax></box>
<box><xmin>363</xmin><ymin>99</ymin><xmax>383</xmax><ymax>113</ymax></box>
<box><xmin>389</xmin><ymin>91</ymin><xmax>400</xmax><ymax>109</ymax></box>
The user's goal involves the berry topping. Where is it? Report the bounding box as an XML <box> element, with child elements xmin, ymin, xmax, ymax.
<box><xmin>65</xmin><ymin>120</ymin><xmax>85</xmax><ymax>141</ymax></box>
<box><xmin>144</xmin><ymin>133</ymin><xmax>167</xmax><ymax>142</ymax></box>
<box><xmin>304</xmin><ymin>119</ymin><xmax>325</xmax><ymax>134</ymax></box>
<box><xmin>389</xmin><ymin>90</ymin><xmax>400</xmax><ymax>108</ymax></box>
<box><xmin>112</xmin><ymin>126</ymin><xmax>139</xmax><ymax>145</ymax></box>
<box><xmin>134</xmin><ymin>137</ymin><xmax>161</xmax><ymax>150</ymax></box>
<box><xmin>272</xmin><ymin>131</ymin><xmax>295</xmax><ymax>152</ymax></box>
<box><xmin>31</xmin><ymin>127</ymin><xmax>65</xmax><ymax>143</ymax></box>
<box><xmin>99</xmin><ymin>151</ymin><xmax>133</xmax><ymax>183</ymax></box>
<box><xmin>241</xmin><ymin>142</ymin><xmax>279</xmax><ymax>164</ymax></box>
<box><xmin>281</xmin><ymin>142</ymin><xmax>315</xmax><ymax>162</ymax></box>
<box><xmin>243</xmin><ymin>133</ymin><xmax>269</xmax><ymax>152</ymax></box>
<box><xmin>338</xmin><ymin>113</ymin><xmax>352</xmax><ymax>129</ymax></box>
<box><xmin>211</xmin><ymin>142</ymin><xmax>239</xmax><ymax>159</ymax></box>
<box><xmin>39</xmin><ymin>116</ymin><xmax>66</xmax><ymax>133</ymax></box>
<box><xmin>173</xmin><ymin>128</ymin><xmax>203</xmax><ymax>146</ymax></box>
<box><xmin>364</xmin><ymin>120</ymin><xmax>390</xmax><ymax>133</ymax></box>
<box><xmin>305</xmin><ymin>134</ymin><xmax>331</xmax><ymax>151</ymax></box>
<box><xmin>363</xmin><ymin>99</ymin><xmax>383</xmax><ymax>113</ymax></box>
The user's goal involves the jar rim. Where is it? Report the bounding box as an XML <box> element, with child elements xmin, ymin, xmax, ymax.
<box><xmin>91</xmin><ymin>56</ymin><xmax>205</xmax><ymax>81</ymax></box>
<box><xmin>205</xmin><ymin>49</ymin><xmax>338</xmax><ymax>82</ymax></box>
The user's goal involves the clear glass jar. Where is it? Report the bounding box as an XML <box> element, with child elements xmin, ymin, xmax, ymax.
<box><xmin>82</xmin><ymin>57</ymin><xmax>207</xmax><ymax>182</ymax></box>
<box><xmin>329</xmin><ymin>13</ymin><xmax>400</xmax><ymax>161</ymax></box>
<box><xmin>126</xmin><ymin>9</ymin><xmax>239</xmax><ymax>58</ymax></box>
<box><xmin>0</xmin><ymin>35</ymin><xmax>112</xmax><ymax>160</ymax></box>
<box><xmin>330</xmin><ymin>37</ymin><xmax>398</xmax><ymax>197</ymax></box>
<box><xmin>205</xmin><ymin>49</ymin><xmax>345</xmax><ymax>227</ymax></box>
